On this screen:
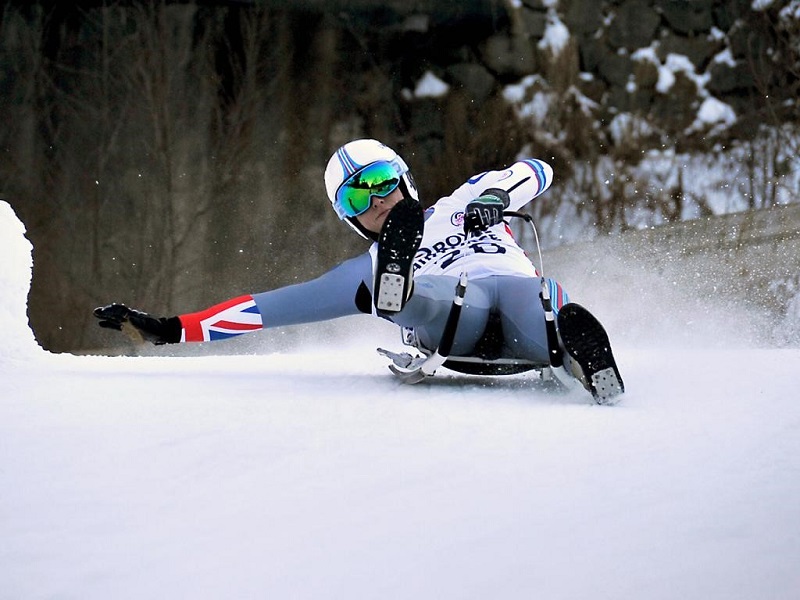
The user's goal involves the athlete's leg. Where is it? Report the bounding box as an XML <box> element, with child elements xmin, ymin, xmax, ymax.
<box><xmin>495</xmin><ymin>276</ymin><xmax>570</xmax><ymax>364</ymax></box>
<box><xmin>390</xmin><ymin>275</ymin><xmax>492</xmax><ymax>356</ymax></box>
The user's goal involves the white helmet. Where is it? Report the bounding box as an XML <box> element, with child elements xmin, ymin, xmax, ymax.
<box><xmin>324</xmin><ymin>139</ymin><xmax>419</xmax><ymax>239</ymax></box>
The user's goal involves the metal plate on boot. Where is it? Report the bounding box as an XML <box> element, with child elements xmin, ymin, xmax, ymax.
<box><xmin>591</xmin><ymin>367</ymin><xmax>624</xmax><ymax>404</ymax></box>
<box><xmin>376</xmin><ymin>273</ymin><xmax>407</xmax><ymax>312</ymax></box>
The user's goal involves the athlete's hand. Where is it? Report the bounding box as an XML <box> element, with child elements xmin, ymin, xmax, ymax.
<box><xmin>463</xmin><ymin>188</ymin><xmax>510</xmax><ymax>234</ymax></box>
<box><xmin>93</xmin><ymin>304</ymin><xmax>181</xmax><ymax>345</ymax></box>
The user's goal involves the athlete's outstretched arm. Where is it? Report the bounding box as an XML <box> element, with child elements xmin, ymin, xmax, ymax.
<box><xmin>93</xmin><ymin>253</ymin><xmax>374</xmax><ymax>344</ymax></box>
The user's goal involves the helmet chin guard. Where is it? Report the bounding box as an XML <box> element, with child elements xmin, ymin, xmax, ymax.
<box><xmin>325</xmin><ymin>139</ymin><xmax>418</xmax><ymax>239</ymax></box>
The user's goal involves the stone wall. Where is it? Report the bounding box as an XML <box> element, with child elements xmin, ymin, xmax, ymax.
<box><xmin>251</xmin><ymin>0</ymin><xmax>795</xmax><ymax>150</ymax></box>
<box><xmin>407</xmin><ymin>0</ymin><xmax>796</xmax><ymax>141</ymax></box>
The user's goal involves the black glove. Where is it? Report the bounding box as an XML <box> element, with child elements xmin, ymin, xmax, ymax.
<box><xmin>463</xmin><ymin>188</ymin><xmax>510</xmax><ymax>234</ymax></box>
<box><xmin>93</xmin><ymin>304</ymin><xmax>182</xmax><ymax>345</ymax></box>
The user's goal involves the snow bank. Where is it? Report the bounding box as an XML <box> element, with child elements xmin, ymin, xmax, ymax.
<box><xmin>0</xmin><ymin>201</ymin><xmax>40</xmax><ymax>360</ymax></box>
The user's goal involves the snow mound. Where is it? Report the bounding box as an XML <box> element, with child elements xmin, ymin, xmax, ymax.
<box><xmin>0</xmin><ymin>201</ymin><xmax>41</xmax><ymax>359</ymax></box>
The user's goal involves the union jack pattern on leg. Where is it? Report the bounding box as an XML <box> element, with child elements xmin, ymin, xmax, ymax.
<box><xmin>179</xmin><ymin>295</ymin><xmax>263</xmax><ymax>342</ymax></box>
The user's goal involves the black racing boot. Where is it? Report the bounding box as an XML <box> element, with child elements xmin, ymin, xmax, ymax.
<box><xmin>374</xmin><ymin>197</ymin><xmax>424</xmax><ymax>314</ymax></box>
<box><xmin>557</xmin><ymin>303</ymin><xmax>624</xmax><ymax>403</ymax></box>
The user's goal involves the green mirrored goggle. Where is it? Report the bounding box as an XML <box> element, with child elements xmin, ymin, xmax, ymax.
<box><xmin>335</xmin><ymin>161</ymin><xmax>401</xmax><ymax>218</ymax></box>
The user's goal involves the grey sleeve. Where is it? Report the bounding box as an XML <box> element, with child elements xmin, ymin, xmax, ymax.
<box><xmin>251</xmin><ymin>252</ymin><xmax>373</xmax><ymax>327</ymax></box>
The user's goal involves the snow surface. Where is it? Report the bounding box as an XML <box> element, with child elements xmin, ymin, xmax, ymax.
<box><xmin>2</xmin><ymin>200</ymin><xmax>800</xmax><ymax>599</ymax></box>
